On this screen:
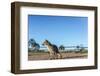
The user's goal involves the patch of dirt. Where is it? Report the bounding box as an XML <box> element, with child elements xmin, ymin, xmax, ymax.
<box><xmin>28</xmin><ymin>52</ymin><xmax>88</xmax><ymax>61</ymax></box>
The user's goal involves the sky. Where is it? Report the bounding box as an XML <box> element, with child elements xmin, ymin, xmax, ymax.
<box><xmin>28</xmin><ymin>15</ymin><xmax>88</xmax><ymax>47</ymax></box>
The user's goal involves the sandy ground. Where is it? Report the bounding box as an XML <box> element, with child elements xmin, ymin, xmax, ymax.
<box><xmin>28</xmin><ymin>52</ymin><xmax>88</xmax><ymax>61</ymax></box>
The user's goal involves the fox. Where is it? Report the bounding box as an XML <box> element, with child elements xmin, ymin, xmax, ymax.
<box><xmin>42</xmin><ymin>40</ymin><xmax>62</xmax><ymax>59</ymax></box>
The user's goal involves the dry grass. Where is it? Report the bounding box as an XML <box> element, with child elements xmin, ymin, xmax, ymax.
<box><xmin>28</xmin><ymin>52</ymin><xmax>88</xmax><ymax>61</ymax></box>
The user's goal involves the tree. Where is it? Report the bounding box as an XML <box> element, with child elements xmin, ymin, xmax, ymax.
<box><xmin>59</xmin><ymin>45</ymin><xmax>65</xmax><ymax>50</ymax></box>
<box><xmin>76</xmin><ymin>45</ymin><xmax>80</xmax><ymax>51</ymax></box>
<box><xmin>79</xmin><ymin>44</ymin><xmax>84</xmax><ymax>52</ymax></box>
<box><xmin>80</xmin><ymin>47</ymin><xmax>84</xmax><ymax>52</ymax></box>
<box><xmin>28</xmin><ymin>39</ymin><xmax>36</xmax><ymax>46</ymax></box>
<box><xmin>28</xmin><ymin>38</ymin><xmax>40</xmax><ymax>52</ymax></box>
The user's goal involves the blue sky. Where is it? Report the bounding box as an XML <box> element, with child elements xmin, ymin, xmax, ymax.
<box><xmin>28</xmin><ymin>15</ymin><xmax>88</xmax><ymax>47</ymax></box>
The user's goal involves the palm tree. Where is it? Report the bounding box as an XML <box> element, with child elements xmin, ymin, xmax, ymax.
<box><xmin>28</xmin><ymin>38</ymin><xmax>40</xmax><ymax>52</ymax></box>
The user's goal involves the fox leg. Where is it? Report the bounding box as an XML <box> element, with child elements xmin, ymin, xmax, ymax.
<box><xmin>57</xmin><ymin>53</ymin><xmax>62</xmax><ymax>59</ymax></box>
<box><xmin>49</xmin><ymin>53</ymin><xmax>54</xmax><ymax>60</ymax></box>
<box><xmin>53</xmin><ymin>52</ymin><xmax>58</xmax><ymax>59</ymax></box>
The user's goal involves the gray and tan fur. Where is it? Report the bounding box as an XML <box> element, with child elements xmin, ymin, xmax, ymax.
<box><xmin>42</xmin><ymin>40</ymin><xmax>62</xmax><ymax>59</ymax></box>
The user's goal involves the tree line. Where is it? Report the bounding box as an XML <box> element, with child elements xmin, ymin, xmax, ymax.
<box><xmin>28</xmin><ymin>38</ymin><xmax>87</xmax><ymax>53</ymax></box>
